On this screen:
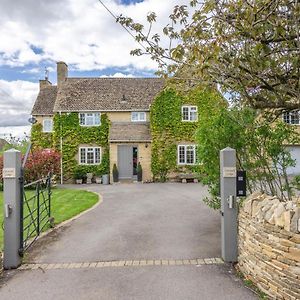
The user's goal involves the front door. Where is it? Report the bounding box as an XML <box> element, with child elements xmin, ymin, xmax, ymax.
<box><xmin>118</xmin><ymin>145</ymin><xmax>138</xmax><ymax>179</ymax></box>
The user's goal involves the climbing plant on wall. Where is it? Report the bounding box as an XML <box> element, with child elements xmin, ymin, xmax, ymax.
<box><xmin>52</xmin><ymin>113</ymin><xmax>110</xmax><ymax>181</ymax></box>
<box><xmin>31</xmin><ymin>123</ymin><xmax>53</xmax><ymax>149</ymax></box>
<box><xmin>150</xmin><ymin>86</ymin><xmax>225</xmax><ymax>181</ymax></box>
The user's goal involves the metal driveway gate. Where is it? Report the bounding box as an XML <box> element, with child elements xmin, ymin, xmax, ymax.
<box><xmin>3</xmin><ymin>148</ymin><xmax>52</xmax><ymax>269</ymax></box>
<box><xmin>19</xmin><ymin>175</ymin><xmax>52</xmax><ymax>256</ymax></box>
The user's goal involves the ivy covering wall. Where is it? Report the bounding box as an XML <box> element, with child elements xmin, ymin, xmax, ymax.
<box><xmin>50</xmin><ymin>112</ymin><xmax>110</xmax><ymax>181</ymax></box>
<box><xmin>150</xmin><ymin>86</ymin><xmax>225</xmax><ymax>181</ymax></box>
<box><xmin>31</xmin><ymin>123</ymin><xmax>53</xmax><ymax>149</ymax></box>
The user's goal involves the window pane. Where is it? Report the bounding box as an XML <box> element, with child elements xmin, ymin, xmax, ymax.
<box><xmin>95</xmin><ymin>148</ymin><xmax>101</xmax><ymax>164</ymax></box>
<box><xmin>79</xmin><ymin>114</ymin><xmax>85</xmax><ymax>125</ymax></box>
<box><xmin>86</xmin><ymin>115</ymin><xmax>94</xmax><ymax>125</ymax></box>
<box><xmin>43</xmin><ymin>119</ymin><xmax>53</xmax><ymax>132</ymax></box>
<box><xmin>178</xmin><ymin>146</ymin><xmax>185</xmax><ymax>164</ymax></box>
<box><xmin>190</xmin><ymin>111</ymin><xmax>197</xmax><ymax>121</ymax></box>
<box><xmin>290</xmin><ymin>111</ymin><xmax>299</xmax><ymax>124</ymax></box>
<box><xmin>139</xmin><ymin>112</ymin><xmax>146</xmax><ymax>121</ymax></box>
<box><xmin>186</xmin><ymin>146</ymin><xmax>195</xmax><ymax>164</ymax></box>
<box><xmin>87</xmin><ymin>151</ymin><xmax>94</xmax><ymax>164</ymax></box>
<box><xmin>80</xmin><ymin>148</ymin><xmax>86</xmax><ymax>164</ymax></box>
<box><xmin>132</xmin><ymin>112</ymin><xmax>138</xmax><ymax>121</ymax></box>
<box><xmin>94</xmin><ymin>113</ymin><xmax>101</xmax><ymax>125</ymax></box>
<box><xmin>182</xmin><ymin>107</ymin><xmax>189</xmax><ymax>120</ymax></box>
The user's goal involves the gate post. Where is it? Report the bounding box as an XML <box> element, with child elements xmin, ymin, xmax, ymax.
<box><xmin>3</xmin><ymin>149</ymin><xmax>22</xmax><ymax>269</ymax></box>
<box><xmin>220</xmin><ymin>147</ymin><xmax>238</xmax><ymax>263</ymax></box>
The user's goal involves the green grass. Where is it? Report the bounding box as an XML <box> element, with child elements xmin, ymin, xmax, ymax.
<box><xmin>0</xmin><ymin>188</ymin><xmax>99</xmax><ymax>250</ymax></box>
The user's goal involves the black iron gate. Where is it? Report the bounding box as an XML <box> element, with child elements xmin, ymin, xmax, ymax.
<box><xmin>19</xmin><ymin>145</ymin><xmax>52</xmax><ymax>255</ymax></box>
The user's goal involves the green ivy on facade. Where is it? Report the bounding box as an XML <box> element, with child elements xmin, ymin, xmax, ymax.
<box><xmin>32</xmin><ymin>113</ymin><xmax>110</xmax><ymax>181</ymax></box>
<box><xmin>31</xmin><ymin>123</ymin><xmax>53</xmax><ymax>149</ymax></box>
<box><xmin>150</xmin><ymin>86</ymin><xmax>225</xmax><ymax>181</ymax></box>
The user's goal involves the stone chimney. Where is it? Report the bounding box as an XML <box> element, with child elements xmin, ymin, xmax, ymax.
<box><xmin>39</xmin><ymin>79</ymin><xmax>52</xmax><ymax>90</ymax></box>
<box><xmin>57</xmin><ymin>61</ymin><xmax>68</xmax><ymax>87</ymax></box>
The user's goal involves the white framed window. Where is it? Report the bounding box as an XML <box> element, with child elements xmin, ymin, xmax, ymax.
<box><xmin>283</xmin><ymin>110</ymin><xmax>300</xmax><ymax>125</ymax></box>
<box><xmin>182</xmin><ymin>106</ymin><xmax>198</xmax><ymax>122</ymax></box>
<box><xmin>131</xmin><ymin>112</ymin><xmax>146</xmax><ymax>122</ymax></box>
<box><xmin>79</xmin><ymin>147</ymin><xmax>101</xmax><ymax>165</ymax></box>
<box><xmin>43</xmin><ymin>119</ymin><xmax>53</xmax><ymax>133</ymax></box>
<box><xmin>178</xmin><ymin>145</ymin><xmax>197</xmax><ymax>165</ymax></box>
<box><xmin>79</xmin><ymin>112</ymin><xmax>101</xmax><ymax>126</ymax></box>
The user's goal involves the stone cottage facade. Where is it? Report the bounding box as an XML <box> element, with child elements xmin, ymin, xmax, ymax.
<box><xmin>31</xmin><ymin>62</ymin><xmax>165</xmax><ymax>182</ymax></box>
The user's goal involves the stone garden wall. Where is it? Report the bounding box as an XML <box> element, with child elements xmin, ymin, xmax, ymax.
<box><xmin>238</xmin><ymin>192</ymin><xmax>300</xmax><ymax>299</ymax></box>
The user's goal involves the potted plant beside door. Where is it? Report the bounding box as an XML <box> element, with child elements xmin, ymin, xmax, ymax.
<box><xmin>137</xmin><ymin>162</ymin><xmax>142</xmax><ymax>182</ymax></box>
<box><xmin>112</xmin><ymin>163</ymin><xmax>119</xmax><ymax>183</ymax></box>
<box><xmin>74</xmin><ymin>167</ymin><xmax>84</xmax><ymax>184</ymax></box>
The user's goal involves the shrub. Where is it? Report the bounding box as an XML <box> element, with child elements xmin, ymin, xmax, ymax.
<box><xmin>137</xmin><ymin>162</ymin><xmax>142</xmax><ymax>182</ymax></box>
<box><xmin>196</xmin><ymin>107</ymin><xmax>299</xmax><ymax>208</ymax></box>
<box><xmin>23</xmin><ymin>149</ymin><xmax>60</xmax><ymax>183</ymax></box>
<box><xmin>0</xmin><ymin>149</ymin><xmax>60</xmax><ymax>186</ymax></box>
<box><xmin>112</xmin><ymin>164</ymin><xmax>119</xmax><ymax>182</ymax></box>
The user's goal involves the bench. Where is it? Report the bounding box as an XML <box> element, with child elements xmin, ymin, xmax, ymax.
<box><xmin>178</xmin><ymin>173</ymin><xmax>199</xmax><ymax>183</ymax></box>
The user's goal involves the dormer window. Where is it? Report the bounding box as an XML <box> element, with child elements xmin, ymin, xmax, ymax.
<box><xmin>43</xmin><ymin>118</ymin><xmax>53</xmax><ymax>133</ymax></box>
<box><xmin>182</xmin><ymin>106</ymin><xmax>198</xmax><ymax>122</ymax></box>
<box><xmin>131</xmin><ymin>112</ymin><xmax>146</xmax><ymax>122</ymax></box>
<box><xmin>283</xmin><ymin>110</ymin><xmax>300</xmax><ymax>125</ymax></box>
<box><xmin>79</xmin><ymin>112</ymin><xmax>101</xmax><ymax>126</ymax></box>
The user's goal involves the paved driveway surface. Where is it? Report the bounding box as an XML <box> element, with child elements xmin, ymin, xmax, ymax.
<box><xmin>0</xmin><ymin>183</ymin><xmax>256</xmax><ymax>300</ymax></box>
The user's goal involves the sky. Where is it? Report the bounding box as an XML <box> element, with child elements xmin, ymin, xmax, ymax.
<box><xmin>0</xmin><ymin>0</ymin><xmax>184</xmax><ymax>139</ymax></box>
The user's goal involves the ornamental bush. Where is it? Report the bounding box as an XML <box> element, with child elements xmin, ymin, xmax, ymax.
<box><xmin>0</xmin><ymin>149</ymin><xmax>60</xmax><ymax>187</ymax></box>
<box><xmin>23</xmin><ymin>149</ymin><xmax>61</xmax><ymax>183</ymax></box>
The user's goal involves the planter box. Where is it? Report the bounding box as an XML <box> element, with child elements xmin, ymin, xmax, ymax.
<box><xmin>76</xmin><ymin>179</ymin><xmax>83</xmax><ymax>184</ymax></box>
<box><xmin>95</xmin><ymin>177</ymin><xmax>102</xmax><ymax>184</ymax></box>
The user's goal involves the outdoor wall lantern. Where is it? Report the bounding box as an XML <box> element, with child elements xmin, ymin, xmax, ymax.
<box><xmin>28</xmin><ymin>116</ymin><xmax>37</xmax><ymax>124</ymax></box>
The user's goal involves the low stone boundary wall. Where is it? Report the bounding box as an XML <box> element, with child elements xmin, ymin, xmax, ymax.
<box><xmin>238</xmin><ymin>193</ymin><xmax>300</xmax><ymax>299</ymax></box>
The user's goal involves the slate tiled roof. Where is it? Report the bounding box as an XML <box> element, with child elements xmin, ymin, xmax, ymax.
<box><xmin>54</xmin><ymin>78</ymin><xmax>165</xmax><ymax>112</ymax></box>
<box><xmin>109</xmin><ymin>122</ymin><xmax>151</xmax><ymax>142</ymax></box>
<box><xmin>31</xmin><ymin>86</ymin><xmax>57</xmax><ymax>115</ymax></box>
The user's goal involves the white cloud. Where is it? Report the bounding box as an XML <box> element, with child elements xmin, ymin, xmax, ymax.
<box><xmin>0</xmin><ymin>126</ymin><xmax>31</xmax><ymax>139</ymax></box>
<box><xmin>0</xmin><ymin>80</ymin><xmax>39</xmax><ymax>128</ymax></box>
<box><xmin>100</xmin><ymin>72</ymin><xmax>134</xmax><ymax>78</ymax></box>
<box><xmin>0</xmin><ymin>0</ymin><xmax>187</xmax><ymax>72</ymax></box>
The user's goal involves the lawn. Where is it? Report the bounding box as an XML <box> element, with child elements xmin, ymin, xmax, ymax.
<box><xmin>0</xmin><ymin>188</ymin><xmax>99</xmax><ymax>250</ymax></box>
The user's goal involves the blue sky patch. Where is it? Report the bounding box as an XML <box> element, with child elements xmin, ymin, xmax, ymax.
<box><xmin>120</xmin><ymin>0</ymin><xmax>144</xmax><ymax>5</ymax></box>
<box><xmin>30</xmin><ymin>45</ymin><xmax>44</xmax><ymax>55</ymax></box>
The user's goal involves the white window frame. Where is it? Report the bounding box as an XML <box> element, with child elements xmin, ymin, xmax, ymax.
<box><xmin>181</xmin><ymin>106</ymin><xmax>198</xmax><ymax>122</ymax></box>
<box><xmin>131</xmin><ymin>112</ymin><xmax>146</xmax><ymax>122</ymax></box>
<box><xmin>177</xmin><ymin>145</ymin><xmax>197</xmax><ymax>165</ymax></box>
<box><xmin>283</xmin><ymin>110</ymin><xmax>300</xmax><ymax>125</ymax></box>
<box><xmin>79</xmin><ymin>147</ymin><xmax>101</xmax><ymax>165</ymax></box>
<box><xmin>79</xmin><ymin>112</ymin><xmax>101</xmax><ymax>126</ymax></box>
<box><xmin>42</xmin><ymin>118</ymin><xmax>53</xmax><ymax>133</ymax></box>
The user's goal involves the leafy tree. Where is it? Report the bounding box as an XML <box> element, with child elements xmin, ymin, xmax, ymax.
<box><xmin>197</xmin><ymin>107</ymin><xmax>299</xmax><ymax>208</ymax></box>
<box><xmin>117</xmin><ymin>0</ymin><xmax>300</xmax><ymax>111</ymax></box>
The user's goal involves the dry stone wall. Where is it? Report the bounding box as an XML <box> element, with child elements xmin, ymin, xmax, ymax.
<box><xmin>238</xmin><ymin>192</ymin><xmax>300</xmax><ymax>299</ymax></box>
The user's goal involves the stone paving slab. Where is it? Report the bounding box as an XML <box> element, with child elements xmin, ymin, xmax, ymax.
<box><xmin>17</xmin><ymin>257</ymin><xmax>224</xmax><ymax>271</ymax></box>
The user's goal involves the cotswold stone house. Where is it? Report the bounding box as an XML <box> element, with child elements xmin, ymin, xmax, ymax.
<box><xmin>31</xmin><ymin>62</ymin><xmax>165</xmax><ymax>182</ymax></box>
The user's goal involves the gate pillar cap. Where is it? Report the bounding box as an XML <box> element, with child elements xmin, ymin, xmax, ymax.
<box><xmin>221</xmin><ymin>147</ymin><xmax>235</xmax><ymax>152</ymax></box>
<box><xmin>4</xmin><ymin>148</ymin><xmax>21</xmax><ymax>153</ymax></box>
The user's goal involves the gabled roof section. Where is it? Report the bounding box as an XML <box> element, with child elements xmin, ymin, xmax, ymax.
<box><xmin>54</xmin><ymin>78</ymin><xmax>165</xmax><ymax>112</ymax></box>
<box><xmin>109</xmin><ymin>122</ymin><xmax>151</xmax><ymax>142</ymax></box>
<box><xmin>31</xmin><ymin>86</ymin><xmax>57</xmax><ymax>116</ymax></box>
